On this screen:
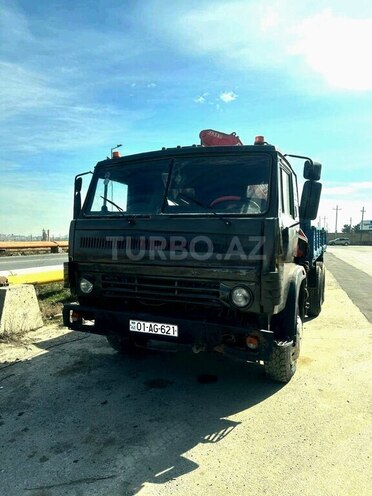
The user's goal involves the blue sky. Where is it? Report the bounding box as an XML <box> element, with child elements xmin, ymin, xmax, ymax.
<box><xmin>1</xmin><ymin>0</ymin><xmax>371</xmax><ymax>235</ymax></box>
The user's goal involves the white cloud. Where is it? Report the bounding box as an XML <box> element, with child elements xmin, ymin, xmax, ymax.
<box><xmin>317</xmin><ymin>198</ymin><xmax>372</xmax><ymax>231</ymax></box>
<box><xmin>143</xmin><ymin>1</ymin><xmax>372</xmax><ymax>91</ymax></box>
<box><xmin>145</xmin><ymin>1</ymin><xmax>286</xmax><ymax>67</ymax></box>
<box><xmin>219</xmin><ymin>91</ymin><xmax>238</xmax><ymax>103</ymax></box>
<box><xmin>0</xmin><ymin>1</ymin><xmax>33</xmax><ymax>49</ymax></box>
<box><xmin>0</xmin><ymin>62</ymin><xmax>63</xmax><ymax>117</ymax></box>
<box><xmin>0</xmin><ymin>106</ymin><xmax>141</xmax><ymax>154</ymax></box>
<box><xmin>291</xmin><ymin>10</ymin><xmax>372</xmax><ymax>90</ymax></box>
<box><xmin>0</xmin><ymin>166</ymin><xmax>73</xmax><ymax>235</ymax></box>
<box><xmin>323</xmin><ymin>181</ymin><xmax>372</xmax><ymax>200</ymax></box>
<box><xmin>0</xmin><ymin>61</ymin><xmax>146</xmax><ymax>154</ymax></box>
<box><xmin>0</xmin><ymin>160</ymin><xmax>22</xmax><ymax>172</ymax></box>
<box><xmin>193</xmin><ymin>92</ymin><xmax>210</xmax><ymax>104</ymax></box>
<box><xmin>147</xmin><ymin>82</ymin><xmax>157</xmax><ymax>88</ymax></box>
<box><xmin>317</xmin><ymin>181</ymin><xmax>372</xmax><ymax>230</ymax></box>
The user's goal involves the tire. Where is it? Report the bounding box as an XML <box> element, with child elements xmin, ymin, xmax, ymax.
<box><xmin>307</xmin><ymin>287</ymin><xmax>321</xmax><ymax>316</ymax></box>
<box><xmin>320</xmin><ymin>264</ymin><xmax>325</xmax><ymax>305</ymax></box>
<box><xmin>307</xmin><ymin>263</ymin><xmax>323</xmax><ymax>317</ymax></box>
<box><xmin>265</xmin><ymin>284</ymin><xmax>303</xmax><ymax>383</ymax></box>
<box><xmin>265</xmin><ymin>315</ymin><xmax>303</xmax><ymax>383</ymax></box>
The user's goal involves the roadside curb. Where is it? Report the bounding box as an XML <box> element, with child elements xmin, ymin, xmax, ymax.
<box><xmin>0</xmin><ymin>284</ymin><xmax>43</xmax><ymax>337</ymax></box>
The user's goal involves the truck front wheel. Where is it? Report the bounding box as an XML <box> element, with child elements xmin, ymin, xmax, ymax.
<box><xmin>265</xmin><ymin>283</ymin><xmax>304</xmax><ymax>383</ymax></box>
<box><xmin>264</xmin><ymin>315</ymin><xmax>302</xmax><ymax>383</ymax></box>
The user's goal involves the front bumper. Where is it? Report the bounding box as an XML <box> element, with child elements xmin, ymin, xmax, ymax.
<box><xmin>63</xmin><ymin>302</ymin><xmax>275</xmax><ymax>362</ymax></box>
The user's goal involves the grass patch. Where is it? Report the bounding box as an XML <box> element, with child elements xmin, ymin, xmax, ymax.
<box><xmin>36</xmin><ymin>282</ymin><xmax>74</xmax><ymax>320</ymax></box>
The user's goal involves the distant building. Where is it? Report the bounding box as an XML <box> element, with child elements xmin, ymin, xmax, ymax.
<box><xmin>361</xmin><ymin>220</ymin><xmax>372</xmax><ymax>231</ymax></box>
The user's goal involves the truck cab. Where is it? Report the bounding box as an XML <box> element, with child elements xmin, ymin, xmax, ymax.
<box><xmin>63</xmin><ymin>135</ymin><xmax>323</xmax><ymax>382</ymax></box>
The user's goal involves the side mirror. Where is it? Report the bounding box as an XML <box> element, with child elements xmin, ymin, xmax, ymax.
<box><xmin>73</xmin><ymin>177</ymin><xmax>83</xmax><ymax>219</ymax></box>
<box><xmin>300</xmin><ymin>180</ymin><xmax>322</xmax><ymax>220</ymax></box>
<box><xmin>304</xmin><ymin>160</ymin><xmax>322</xmax><ymax>181</ymax></box>
<box><xmin>75</xmin><ymin>176</ymin><xmax>82</xmax><ymax>193</ymax></box>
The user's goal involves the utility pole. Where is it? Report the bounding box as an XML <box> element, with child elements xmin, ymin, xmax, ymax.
<box><xmin>323</xmin><ymin>216</ymin><xmax>327</xmax><ymax>229</ymax></box>
<box><xmin>333</xmin><ymin>205</ymin><xmax>341</xmax><ymax>234</ymax></box>
<box><xmin>360</xmin><ymin>207</ymin><xmax>366</xmax><ymax>243</ymax></box>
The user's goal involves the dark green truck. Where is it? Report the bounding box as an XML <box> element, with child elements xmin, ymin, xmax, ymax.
<box><xmin>63</xmin><ymin>133</ymin><xmax>325</xmax><ymax>382</ymax></box>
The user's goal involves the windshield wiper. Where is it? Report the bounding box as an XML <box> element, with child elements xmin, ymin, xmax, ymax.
<box><xmin>100</xmin><ymin>196</ymin><xmax>152</xmax><ymax>225</ymax></box>
<box><xmin>178</xmin><ymin>193</ymin><xmax>232</xmax><ymax>226</ymax></box>
<box><xmin>100</xmin><ymin>195</ymin><xmax>126</xmax><ymax>215</ymax></box>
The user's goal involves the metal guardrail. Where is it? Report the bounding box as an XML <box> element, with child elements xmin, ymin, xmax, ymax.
<box><xmin>0</xmin><ymin>242</ymin><xmax>67</xmax><ymax>284</ymax></box>
<box><xmin>0</xmin><ymin>241</ymin><xmax>68</xmax><ymax>254</ymax></box>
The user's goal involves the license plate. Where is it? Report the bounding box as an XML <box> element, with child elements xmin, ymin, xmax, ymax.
<box><xmin>129</xmin><ymin>319</ymin><xmax>178</xmax><ymax>337</ymax></box>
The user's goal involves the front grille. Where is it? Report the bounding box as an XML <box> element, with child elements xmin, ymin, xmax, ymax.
<box><xmin>101</xmin><ymin>274</ymin><xmax>221</xmax><ymax>306</ymax></box>
<box><xmin>79</xmin><ymin>236</ymin><xmax>231</xmax><ymax>254</ymax></box>
<box><xmin>80</xmin><ymin>236</ymin><xmax>113</xmax><ymax>250</ymax></box>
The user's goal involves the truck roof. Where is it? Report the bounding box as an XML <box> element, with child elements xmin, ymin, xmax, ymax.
<box><xmin>96</xmin><ymin>144</ymin><xmax>278</xmax><ymax>168</ymax></box>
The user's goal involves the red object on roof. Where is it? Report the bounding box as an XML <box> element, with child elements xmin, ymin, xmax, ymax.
<box><xmin>199</xmin><ymin>129</ymin><xmax>243</xmax><ymax>147</ymax></box>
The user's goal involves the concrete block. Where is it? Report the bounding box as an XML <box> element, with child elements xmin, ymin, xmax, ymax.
<box><xmin>0</xmin><ymin>284</ymin><xmax>43</xmax><ymax>337</ymax></box>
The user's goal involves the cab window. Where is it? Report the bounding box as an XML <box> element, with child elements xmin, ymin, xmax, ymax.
<box><xmin>280</xmin><ymin>168</ymin><xmax>295</xmax><ymax>218</ymax></box>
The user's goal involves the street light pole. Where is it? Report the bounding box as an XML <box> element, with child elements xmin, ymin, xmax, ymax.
<box><xmin>111</xmin><ymin>144</ymin><xmax>122</xmax><ymax>158</ymax></box>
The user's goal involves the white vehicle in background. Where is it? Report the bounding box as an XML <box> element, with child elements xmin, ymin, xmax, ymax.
<box><xmin>328</xmin><ymin>237</ymin><xmax>350</xmax><ymax>246</ymax></box>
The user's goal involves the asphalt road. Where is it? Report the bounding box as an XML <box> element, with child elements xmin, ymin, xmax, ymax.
<box><xmin>0</xmin><ymin>253</ymin><xmax>67</xmax><ymax>271</ymax></box>
<box><xmin>326</xmin><ymin>246</ymin><xmax>372</xmax><ymax>322</ymax></box>
<box><xmin>0</xmin><ymin>251</ymin><xmax>371</xmax><ymax>496</ymax></box>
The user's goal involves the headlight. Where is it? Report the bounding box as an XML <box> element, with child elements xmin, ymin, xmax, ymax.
<box><xmin>80</xmin><ymin>277</ymin><xmax>93</xmax><ymax>294</ymax></box>
<box><xmin>230</xmin><ymin>286</ymin><xmax>252</xmax><ymax>308</ymax></box>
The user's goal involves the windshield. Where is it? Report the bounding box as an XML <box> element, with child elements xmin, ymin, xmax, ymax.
<box><xmin>85</xmin><ymin>154</ymin><xmax>271</xmax><ymax>216</ymax></box>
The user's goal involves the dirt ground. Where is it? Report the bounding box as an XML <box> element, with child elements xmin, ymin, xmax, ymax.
<box><xmin>0</xmin><ymin>269</ymin><xmax>371</xmax><ymax>496</ymax></box>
